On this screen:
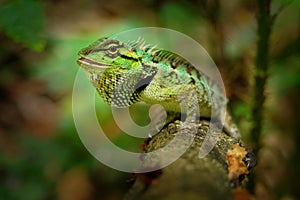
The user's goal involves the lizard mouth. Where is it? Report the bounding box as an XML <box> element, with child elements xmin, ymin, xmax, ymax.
<box><xmin>77</xmin><ymin>57</ymin><xmax>109</xmax><ymax>69</ymax></box>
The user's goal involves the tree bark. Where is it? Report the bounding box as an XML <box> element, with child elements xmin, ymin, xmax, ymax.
<box><xmin>124</xmin><ymin>120</ymin><xmax>253</xmax><ymax>200</ymax></box>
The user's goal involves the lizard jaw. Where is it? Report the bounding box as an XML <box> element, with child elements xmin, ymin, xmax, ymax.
<box><xmin>77</xmin><ymin>57</ymin><xmax>109</xmax><ymax>69</ymax></box>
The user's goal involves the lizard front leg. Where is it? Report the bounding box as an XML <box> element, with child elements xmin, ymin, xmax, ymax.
<box><xmin>141</xmin><ymin>83</ymin><xmax>200</xmax><ymax>134</ymax></box>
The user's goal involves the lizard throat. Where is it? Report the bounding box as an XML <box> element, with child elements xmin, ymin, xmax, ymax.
<box><xmin>77</xmin><ymin>57</ymin><xmax>109</xmax><ymax>69</ymax></box>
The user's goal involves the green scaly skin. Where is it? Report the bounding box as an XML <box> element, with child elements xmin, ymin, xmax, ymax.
<box><xmin>77</xmin><ymin>37</ymin><xmax>239</xmax><ymax>137</ymax></box>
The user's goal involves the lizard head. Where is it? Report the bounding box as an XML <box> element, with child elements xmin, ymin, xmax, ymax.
<box><xmin>77</xmin><ymin>37</ymin><xmax>156</xmax><ymax>107</ymax></box>
<box><xmin>77</xmin><ymin>37</ymin><xmax>141</xmax><ymax>72</ymax></box>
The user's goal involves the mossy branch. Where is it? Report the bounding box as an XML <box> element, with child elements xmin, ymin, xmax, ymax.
<box><xmin>124</xmin><ymin>120</ymin><xmax>253</xmax><ymax>200</ymax></box>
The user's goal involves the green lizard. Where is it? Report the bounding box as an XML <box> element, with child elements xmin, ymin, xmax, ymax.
<box><xmin>77</xmin><ymin>37</ymin><xmax>239</xmax><ymax>137</ymax></box>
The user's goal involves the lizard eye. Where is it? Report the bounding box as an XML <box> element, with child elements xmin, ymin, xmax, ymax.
<box><xmin>103</xmin><ymin>40</ymin><xmax>122</xmax><ymax>58</ymax></box>
<box><xmin>108</xmin><ymin>45</ymin><xmax>118</xmax><ymax>54</ymax></box>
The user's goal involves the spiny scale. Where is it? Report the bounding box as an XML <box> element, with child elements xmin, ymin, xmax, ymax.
<box><xmin>121</xmin><ymin>37</ymin><xmax>159</xmax><ymax>55</ymax></box>
<box><xmin>124</xmin><ymin>38</ymin><xmax>213</xmax><ymax>95</ymax></box>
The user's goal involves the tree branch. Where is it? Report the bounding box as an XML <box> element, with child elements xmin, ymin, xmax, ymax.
<box><xmin>124</xmin><ymin>120</ymin><xmax>254</xmax><ymax>200</ymax></box>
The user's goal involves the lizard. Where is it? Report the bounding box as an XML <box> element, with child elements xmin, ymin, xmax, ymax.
<box><xmin>77</xmin><ymin>37</ymin><xmax>239</xmax><ymax>138</ymax></box>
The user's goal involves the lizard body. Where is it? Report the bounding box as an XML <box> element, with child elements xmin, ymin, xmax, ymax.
<box><xmin>77</xmin><ymin>37</ymin><xmax>238</xmax><ymax>137</ymax></box>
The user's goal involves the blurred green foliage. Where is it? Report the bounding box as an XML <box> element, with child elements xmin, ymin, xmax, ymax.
<box><xmin>31</xmin><ymin>37</ymin><xmax>86</xmax><ymax>92</ymax></box>
<box><xmin>270</xmin><ymin>56</ymin><xmax>300</xmax><ymax>95</ymax></box>
<box><xmin>0</xmin><ymin>0</ymin><xmax>46</xmax><ymax>51</ymax></box>
<box><xmin>159</xmin><ymin>2</ymin><xmax>200</xmax><ymax>33</ymax></box>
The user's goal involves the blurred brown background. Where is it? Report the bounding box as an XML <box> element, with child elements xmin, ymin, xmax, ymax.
<box><xmin>0</xmin><ymin>0</ymin><xmax>299</xmax><ymax>199</ymax></box>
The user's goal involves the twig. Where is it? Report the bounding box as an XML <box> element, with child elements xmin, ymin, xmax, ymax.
<box><xmin>250</xmin><ymin>0</ymin><xmax>272</xmax><ymax>153</ymax></box>
<box><xmin>248</xmin><ymin>0</ymin><xmax>273</xmax><ymax>193</ymax></box>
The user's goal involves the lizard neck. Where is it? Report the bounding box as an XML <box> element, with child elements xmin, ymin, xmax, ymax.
<box><xmin>96</xmin><ymin>63</ymin><xmax>157</xmax><ymax>108</ymax></box>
